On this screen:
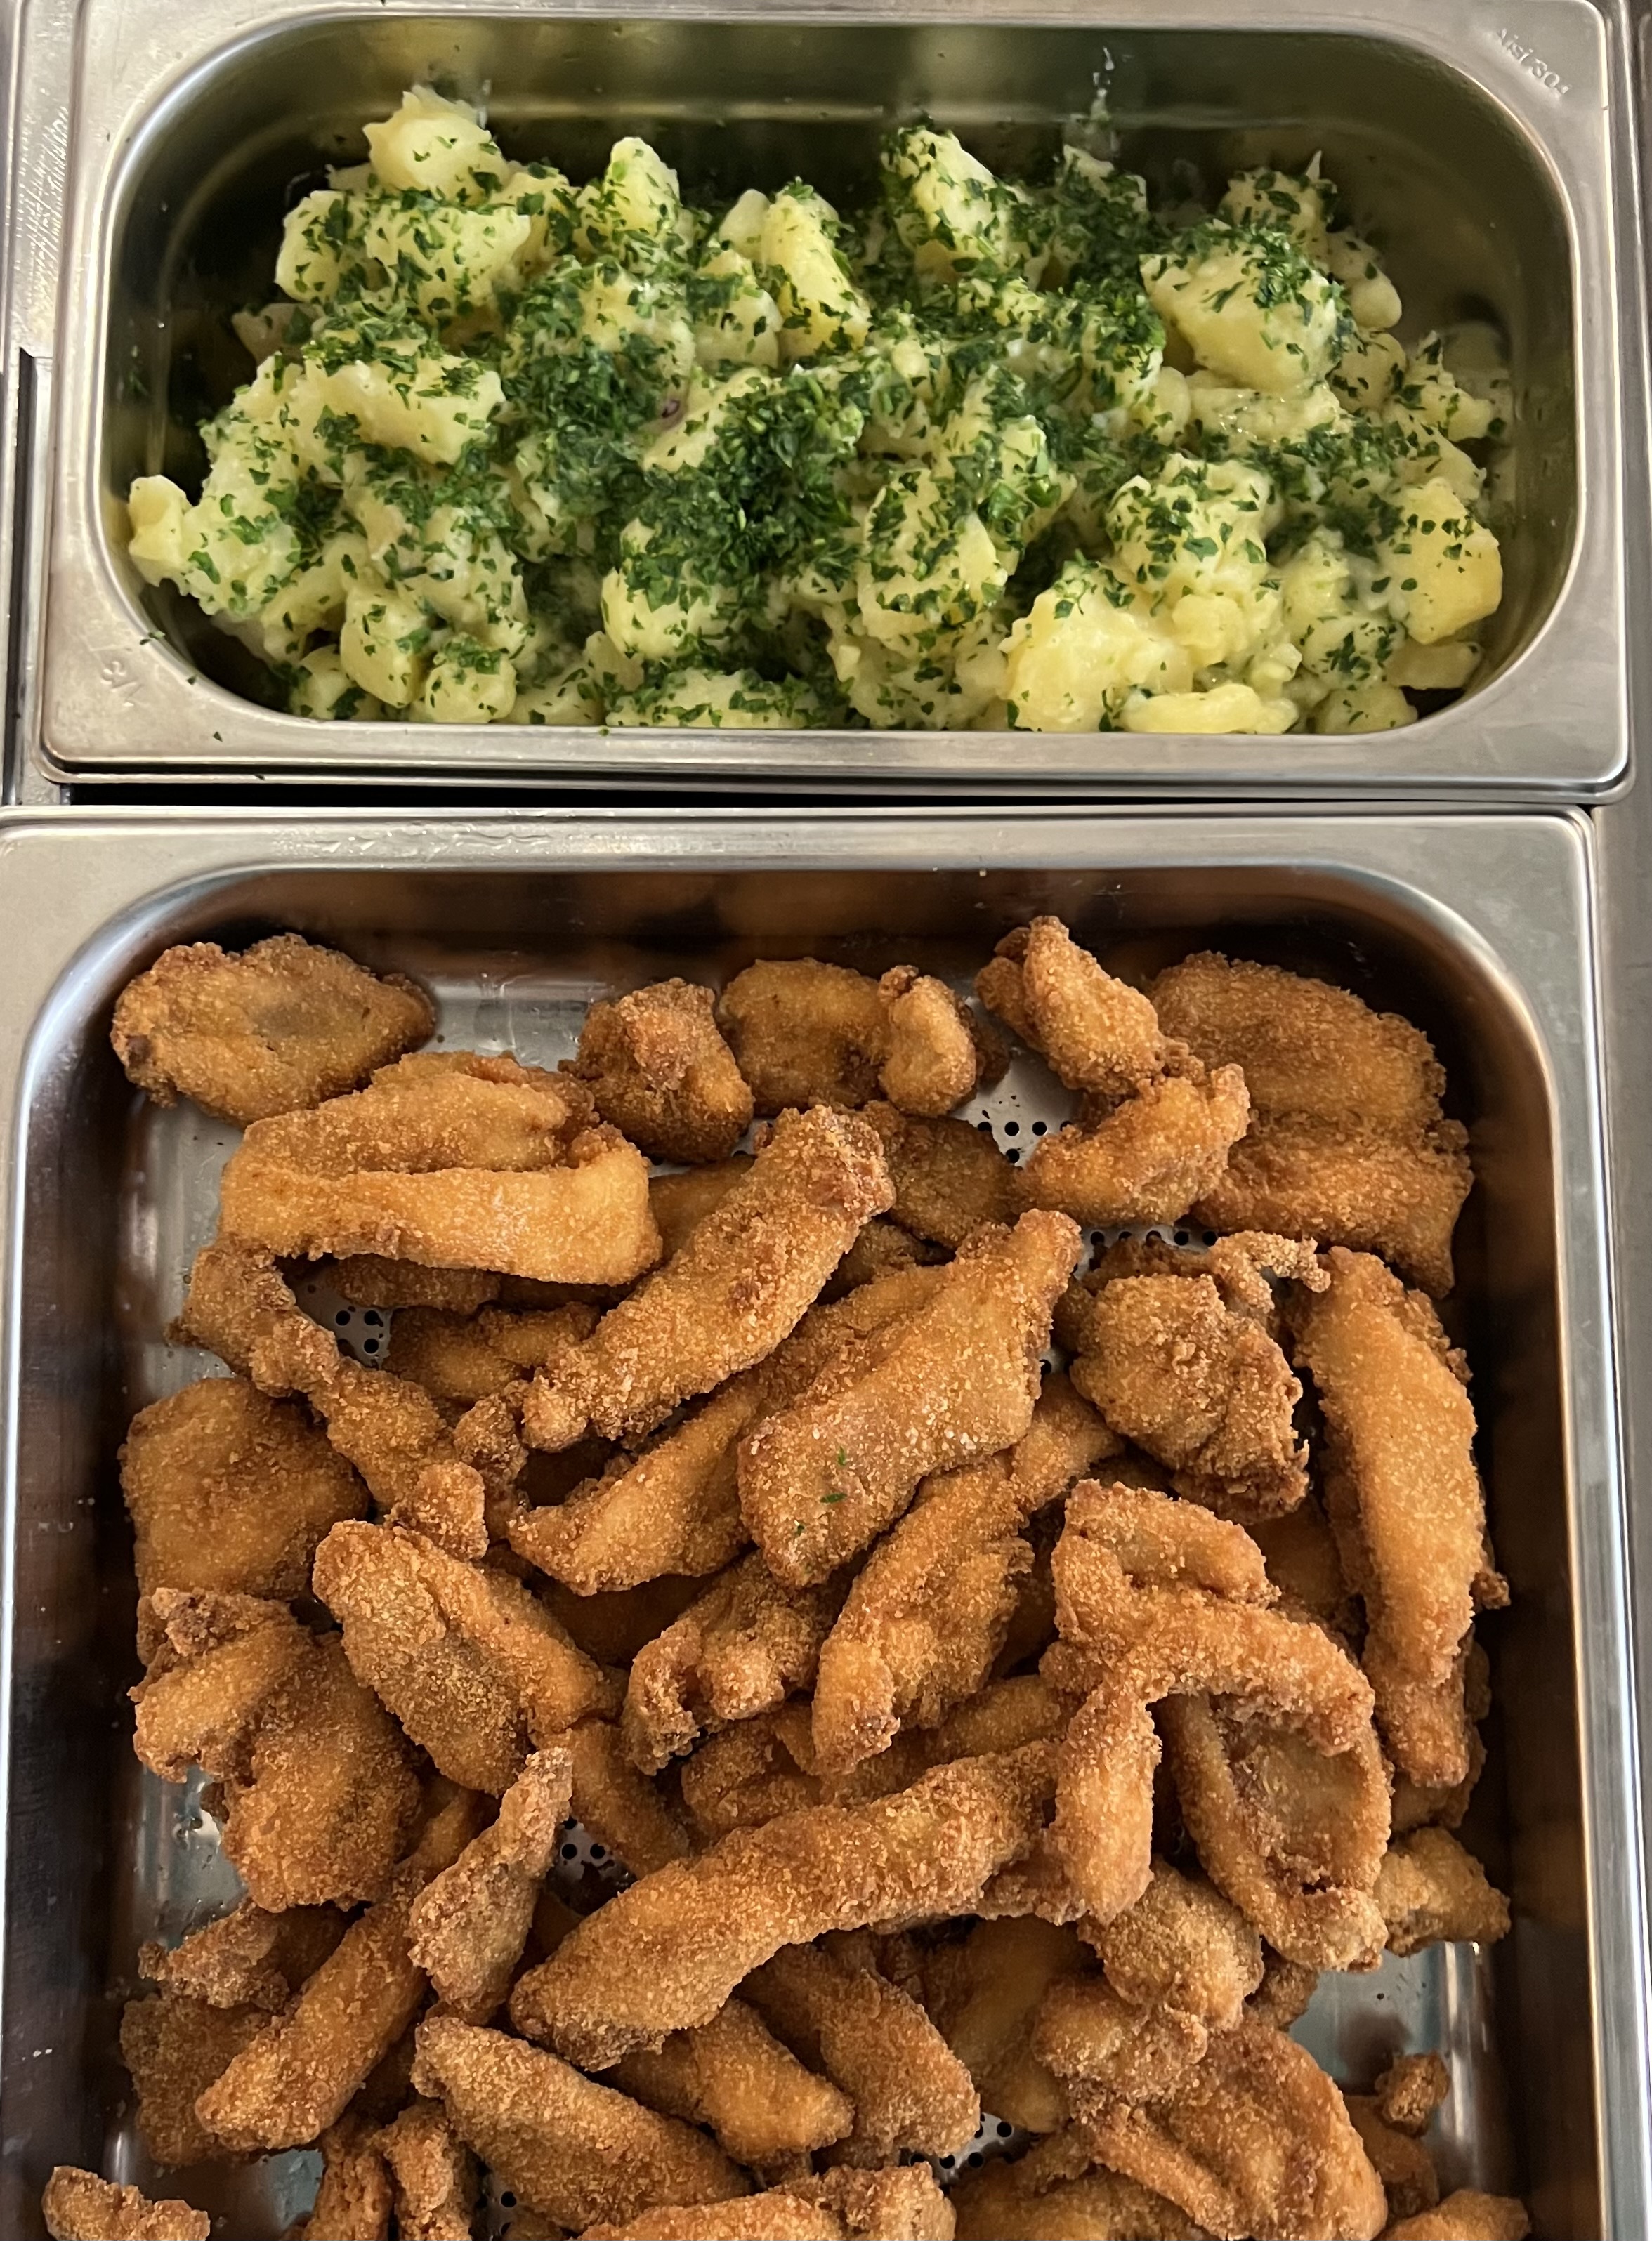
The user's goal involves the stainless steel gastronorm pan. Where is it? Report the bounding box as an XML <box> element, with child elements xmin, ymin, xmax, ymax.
<box><xmin>0</xmin><ymin>810</ymin><xmax>1641</xmax><ymax>2237</ymax></box>
<box><xmin>13</xmin><ymin>0</ymin><xmax>1647</xmax><ymax>793</ymax></box>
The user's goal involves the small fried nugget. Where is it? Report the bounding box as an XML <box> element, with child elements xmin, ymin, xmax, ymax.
<box><xmin>121</xmin><ymin>1375</ymin><xmax>367</xmax><ymax>1603</ymax></box>
<box><xmin>407</xmin><ymin>1746</ymin><xmax>574</xmax><ymax>2020</ymax></box>
<box><xmin>922</xmin><ymin>1917</ymin><xmax>1089</xmax><ymax>2134</ymax></box>
<box><xmin>1247</xmin><ymin>1952</ymin><xmax>1320</xmax><ymax>2031</ymax></box>
<box><xmin>611</xmin><ymin>1995</ymin><xmax>853</xmax><ymax>2168</ymax></box>
<box><xmin>1376</xmin><ymin>2051</ymin><xmax>1452</xmax><ymax>2134</ymax></box>
<box><xmin>313</xmin><ymin>1521</ymin><xmax>619</xmax><ymax>1794</ymax></box>
<box><xmin>718</xmin><ymin>959</ymin><xmax>888</xmax><ymax>1111</ymax></box>
<box><xmin>218</xmin><ymin>1051</ymin><xmax>660</xmax><ymax>1285</ymax></box>
<box><xmin>977</xmin><ymin>918</ymin><xmax>1171</xmax><ymax>1098</ymax></box>
<box><xmin>522</xmin><ymin>1105</ymin><xmax>893</xmax><ymax>1450</ymax></box>
<box><xmin>1377</xmin><ymin>1828</ymin><xmax>1511</xmax><ymax>1954</ymax></box>
<box><xmin>877</xmin><ymin>965</ymin><xmax>986</xmax><ymax>1116</ymax></box>
<box><xmin>624</xmin><ymin>1554</ymin><xmax>843</xmax><ymax>1773</ymax></box>
<box><xmin>740</xmin><ymin>1211</ymin><xmax>1082</xmax><ymax>1587</ymax></box>
<box><xmin>570</xmin><ymin>978</ymin><xmax>754</xmax><ymax>1164</ymax></box>
<box><xmin>1342</xmin><ymin>2096</ymin><xmax>1439</xmax><ymax>2223</ymax></box>
<box><xmin>1089</xmin><ymin>1858</ymin><xmax>1263</xmax><ymax>2030</ymax></box>
<box><xmin>111</xmin><ymin>933</ymin><xmax>434</xmax><ymax>1126</ymax></box>
<box><xmin>567</xmin><ymin>1716</ymin><xmax>694</xmax><ymax>1875</ymax></box>
<box><xmin>376</xmin><ymin>2098</ymin><xmax>478</xmax><ymax>2241</ymax></box>
<box><xmin>411</xmin><ymin>2015</ymin><xmax>747</xmax><ymax>2233</ymax></box>
<box><xmin>139</xmin><ymin>1899</ymin><xmax>346</xmax><ymax>2011</ymax></box>
<box><xmin>810</xmin><ymin>1372</ymin><xmax>1116</xmax><ymax>1777</ymax></box>
<box><xmin>119</xmin><ymin>1991</ymin><xmax>272</xmax><ymax>2165</ymax></box>
<box><xmin>579</xmin><ymin>2164</ymin><xmax>955</xmax><ymax>2240</ymax></box>
<box><xmin>1032</xmin><ymin>1973</ymin><xmax>1210</xmax><ymax>2105</ymax></box>
<box><xmin>510</xmin><ymin>1744</ymin><xmax>1058</xmax><ymax>2068</ymax></box>
<box><xmin>950</xmin><ymin>2142</ymin><xmax>1203</xmax><ymax>2241</ymax></box>
<box><xmin>42</xmin><ymin>2169</ymin><xmax>209</xmax><ymax>2241</ymax></box>
<box><xmin>1385</xmin><ymin>2193</ymin><xmax>1530</xmax><ymax>2240</ymax></box>
<box><xmin>384</xmin><ymin>1301</ymin><xmax>597</xmax><ymax>1407</ymax></box>
<box><xmin>195</xmin><ymin>1795</ymin><xmax>481</xmax><ymax>2153</ymax></box>
<box><xmin>296</xmin><ymin>2115</ymin><xmax>393</xmax><ymax>2241</ymax></box>
<box><xmin>859</xmin><ymin>1104</ymin><xmax>1024</xmax><ymax>1248</ymax></box>
<box><xmin>1020</xmin><ymin>1067</ymin><xmax>1252</xmax><ymax>1229</ymax></box>
<box><xmin>745</xmin><ymin>1934</ymin><xmax>979</xmax><ymax>2162</ymax></box>
<box><xmin>650</xmin><ymin>1157</ymin><xmax>754</xmax><ymax>1256</ymax></box>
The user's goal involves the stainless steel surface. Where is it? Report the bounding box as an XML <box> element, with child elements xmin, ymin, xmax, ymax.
<box><xmin>7</xmin><ymin>0</ymin><xmax>1645</xmax><ymax>794</ymax></box>
<box><xmin>0</xmin><ymin>808</ymin><xmax>1639</xmax><ymax>2237</ymax></box>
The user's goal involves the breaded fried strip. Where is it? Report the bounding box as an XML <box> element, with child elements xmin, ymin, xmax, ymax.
<box><xmin>950</xmin><ymin>2141</ymin><xmax>1202</xmax><ymax>2241</ymax></box>
<box><xmin>511</xmin><ymin>1744</ymin><xmax>1057</xmax><ymax>2067</ymax></box>
<box><xmin>407</xmin><ymin>1746</ymin><xmax>573</xmax><ymax>2020</ymax></box>
<box><xmin>859</xmin><ymin>1103</ymin><xmax>1023</xmax><ymax>1248</ymax></box>
<box><xmin>111</xmin><ymin>933</ymin><xmax>433</xmax><ymax>1127</ymax></box>
<box><xmin>312</xmin><ymin>1521</ymin><xmax>618</xmax><ymax>1794</ymax></box>
<box><xmin>42</xmin><ymin>2169</ymin><xmax>209</xmax><ymax>2241</ymax></box>
<box><xmin>412</xmin><ymin>2016</ymin><xmax>747</xmax><ymax>2233</ymax></box>
<box><xmin>570</xmin><ymin>978</ymin><xmax>754</xmax><ymax>1163</ymax></box>
<box><xmin>1292</xmin><ymin>1248</ymin><xmax>1502</xmax><ymax>1787</ymax></box>
<box><xmin>296</xmin><ymin>2115</ymin><xmax>393</xmax><ymax>2241</ymax></box>
<box><xmin>650</xmin><ymin>1157</ymin><xmax>754</xmax><ymax>1256</ymax></box>
<box><xmin>523</xmin><ymin>1105</ymin><xmax>893</xmax><ymax>1450</ymax></box>
<box><xmin>566</xmin><ymin>1716</ymin><xmax>693</xmax><ymax>1875</ymax></box>
<box><xmin>579</xmin><ymin>2164</ymin><xmax>956</xmax><ymax>2240</ymax></box>
<box><xmin>219</xmin><ymin>1051</ymin><xmax>660</xmax><ymax>1284</ymax></box>
<box><xmin>384</xmin><ymin>1301</ymin><xmax>597</xmax><ymax>1407</ymax></box>
<box><xmin>822</xmin><ymin>1217</ymin><xmax>942</xmax><ymax>1296</ymax></box>
<box><xmin>130</xmin><ymin>1589</ymin><xmax>310</xmax><ymax>1785</ymax></box>
<box><xmin>140</xmin><ymin>1899</ymin><xmax>346</xmax><ymax>2012</ymax></box>
<box><xmin>923</xmin><ymin>1917</ymin><xmax>1085</xmax><ymax>2134</ymax></box>
<box><xmin>1034</xmin><ymin>1974</ymin><xmax>1209</xmax><ymax>2106</ymax></box>
<box><xmin>1089</xmin><ymin>1859</ymin><xmax>1262</xmax><ymax>2030</ymax></box>
<box><xmin>174</xmin><ymin>1238</ymin><xmax>490</xmax><ymax>1558</ymax></box>
<box><xmin>196</xmin><ymin>1795</ymin><xmax>482</xmax><ymax>2152</ymax></box>
<box><xmin>1385</xmin><ymin>2193</ymin><xmax>1530</xmax><ymax>2240</ymax></box>
<box><xmin>376</xmin><ymin>2098</ymin><xmax>478</xmax><ymax>2241</ymax></box>
<box><xmin>121</xmin><ymin>1376</ymin><xmax>366</xmax><ymax>1603</ymax></box>
<box><xmin>612</xmin><ymin>1997</ymin><xmax>853</xmax><ymax>2168</ymax></box>
<box><xmin>811</xmin><ymin>1373</ymin><xmax>1116</xmax><ymax>1777</ymax></box>
<box><xmin>740</xmin><ymin>1212</ymin><xmax>1082</xmax><ymax>1588</ymax></box>
<box><xmin>745</xmin><ymin>1936</ymin><xmax>979</xmax><ymax>2160</ymax></box>
<box><xmin>119</xmin><ymin>1991</ymin><xmax>271</xmax><ymax>2166</ymax></box>
<box><xmin>1020</xmin><ymin>1067</ymin><xmax>1251</xmax><ymax>1229</ymax></box>
<box><xmin>977</xmin><ymin>918</ymin><xmax>1171</xmax><ymax>1098</ymax></box>
<box><xmin>1342</xmin><ymin>2096</ymin><xmax>1439</xmax><ymax>2224</ymax></box>
<box><xmin>1376</xmin><ymin>1829</ymin><xmax>1511</xmax><ymax>1954</ymax></box>
<box><xmin>624</xmin><ymin>1554</ymin><xmax>843</xmax><ymax>1772</ymax></box>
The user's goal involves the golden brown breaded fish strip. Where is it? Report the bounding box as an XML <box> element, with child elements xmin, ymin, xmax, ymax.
<box><xmin>522</xmin><ymin>1105</ymin><xmax>893</xmax><ymax>1451</ymax></box>
<box><xmin>1032</xmin><ymin>1975</ymin><xmax>1210</xmax><ymax>2108</ymax></box>
<box><xmin>119</xmin><ymin>1990</ymin><xmax>272</xmax><ymax>2167</ymax></box>
<box><xmin>407</xmin><ymin>1746</ymin><xmax>574</xmax><ymax>2020</ymax></box>
<box><xmin>624</xmin><ymin>1554</ymin><xmax>843</xmax><ymax>1773</ymax></box>
<box><xmin>1291</xmin><ymin>1248</ymin><xmax>1503</xmax><ymax>1789</ymax></box>
<box><xmin>976</xmin><ymin>918</ymin><xmax>1171</xmax><ymax>1098</ymax></box>
<box><xmin>1020</xmin><ymin>1067</ymin><xmax>1252</xmax><ymax>1229</ymax></box>
<box><xmin>859</xmin><ymin>1103</ymin><xmax>1024</xmax><ymax>1248</ymax></box>
<box><xmin>296</xmin><ymin>2115</ymin><xmax>393</xmax><ymax>2241</ymax></box>
<box><xmin>950</xmin><ymin>2141</ymin><xmax>1202</xmax><ymax>2241</ymax></box>
<box><xmin>42</xmin><ymin>2169</ymin><xmax>210</xmax><ymax>2241</ymax></box>
<box><xmin>511</xmin><ymin>1744</ymin><xmax>1057</xmax><ymax>2068</ymax></box>
<box><xmin>743</xmin><ymin>1935</ymin><xmax>979</xmax><ymax>2162</ymax></box>
<box><xmin>650</xmin><ymin>1157</ymin><xmax>754</xmax><ymax>1256</ymax></box>
<box><xmin>173</xmin><ymin>1237</ymin><xmax>490</xmax><ymax>1559</ymax></box>
<box><xmin>565</xmin><ymin>1716</ymin><xmax>695</xmax><ymax>1876</ymax></box>
<box><xmin>821</xmin><ymin>1217</ymin><xmax>943</xmax><ymax>1297</ymax></box>
<box><xmin>1152</xmin><ymin>952</ymin><xmax>1471</xmax><ymax>1294</ymax></box>
<box><xmin>376</xmin><ymin>2098</ymin><xmax>478</xmax><ymax>2241</ymax></box>
<box><xmin>1089</xmin><ymin>1858</ymin><xmax>1263</xmax><ymax>2030</ymax></box>
<box><xmin>1385</xmin><ymin>2192</ymin><xmax>1530</xmax><ymax>2240</ymax></box>
<box><xmin>139</xmin><ymin>1900</ymin><xmax>346</xmax><ymax>2013</ymax></box>
<box><xmin>312</xmin><ymin>1521</ymin><xmax>619</xmax><ymax>1794</ymax></box>
<box><xmin>111</xmin><ymin>933</ymin><xmax>434</xmax><ymax>1128</ymax></box>
<box><xmin>1341</xmin><ymin>2096</ymin><xmax>1439</xmax><ymax>2225</ymax></box>
<box><xmin>412</xmin><ymin>2016</ymin><xmax>748</xmax><ymax>2233</ymax></box>
<box><xmin>740</xmin><ymin>1211</ymin><xmax>1082</xmax><ymax>1588</ymax></box>
<box><xmin>579</xmin><ymin>2162</ymin><xmax>955</xmax><ymax>2240</ymax></box>
<box><xmin>611</xmin><ymin>1997</ymin><xmax>853</xmax><ymax>2169</ymax></box>
<box><xmin>570</xmin><ymin>978</ymin><xmax>754</xmax><ymax>1164</ymax></box>
<box><xmin>810</xmin><ymin>1373</ymin><xmax>1116</xmax><ymax>1778</ymax></box>
<box><xmin>218</xmin><ymin>1051</ymin><xmax>660</xmax><ymax>1285</ymax></box>
<box><xmin>196</xmin><ymin>1794</ymin><xmax>482</xmax><ymax>2153</ymax></box>
<box><xmin>718</xmin><ymin>958</ymin><xmax>996</xmax><ymax>1119</ymax></box>
<box><xmin>384</xmin><ymin>1301</ymin><xmax>597</xmax><ymax>1407</ymax></box>
<box><xmin>1376</xmin><ymin>1828</ymin><xmax>1511</xmax><ymax>1954</ymax></box>
<box><xmin>121</xmin><ymin>1375</ymin><xmax>367</xmax><ymax>1605</ymax></box>
<box><xmin>923</xmin><ymin>1917</ymin><xmax>1085</xmax><ymax>2135</ymax></box>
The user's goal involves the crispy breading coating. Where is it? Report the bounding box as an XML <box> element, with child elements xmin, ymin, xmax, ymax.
<box><xmin>578</xmin><ymin>2164</ymin><xmax>955</xmax><ymax>2240</ymax></box>
<box><xmin>42</xmin><ymin>2169</ymin><xmax>209</xmax><ymax>2241</ymax></box>
<box><xmin>718</xmin><ymin>959</ymin><xmax>995</xmax><ymax>1119</ymax></box>
<box><xmin>218</xmin><ymin>1051</ymin><xmax>660</xmax><ymax>1284</ymax></box>
<box><xmin>120</xmin><ymin>1375</ymin><xmax>366</xmax><ymax>1604</ymax></box>
<box><xmin>1068</xmin><ymin>1272</ymin><xmax>1311</xmax><ymax>1520</ymax></box>
<box><xmin>1384</xmin><ymin>2193</ymin><xmax>1530</xmax><ymax>2240</ymax></box>
<box><xmin>1377</xmin><ymin>1829</ymin><xmax>1511</xmax><ymax>1954</ymax></box>
<box><xmin>570</xmin><ymin>978</ymin><xmax>754</xmax><ymax>1163</ymax></box>
<box><xmin>296</xmin><ymin>2114</ymin><xmax>393</xmax><ymax>2241</ymax></box>
<box><xmin>612</xmin><ymin>1995</ymin><xmax>853</xmax><ymax>2168</ymax></box>
<box><xmin>877</xmin><ymin>966</ymin><xmax>985</xmax><ymax>1116</ymax></box>
<box><xmin>977</xmin><ymin>918</ymin><xmax>1172</xmax><ymax>1098</ymax></box>
<box><xmin>1021</xmin><ymin>1067</ymin><xmax>1252</xmax><ymax>1229</ymax></box>
<box><xmin>744</xmin><ymin>1933</ymin><xmax>979</xmax><ymax>2161</ymax></box>
<box><xmin>922</xmin><ymin>1917</ymin><xmax>1088</xmax><ymax>2134</ymax></box>
<box><xmin>131</xmin><ymin>1592</ymin><xmax>421</xmax><ymax>1910</ymax></box>
<box><xmin>858</xmin><ymin>1104</ymin><xmax>1024</xmax><ymax>1248</ymax></box>
<box><xmin>1077</xmin><ymin>2018</ymin><xmax>1386</xmax><ymax>2241</ymax></box>
<box><xmin>821</xmin><ymin>1216</ymin><xmax>943</xmax><ymax>1298</ymax></box>
<box><xmin>1247</xmin><ymin>1952</ymin><xmax>1319</xmax><ymax>2031</ymax></box>
<box><xmin>139</xmin><ymin>1900</ymin><xmax>346</xmax><ymax>2011</ymax></box>
<box><xmin>407</xmin><ymin>1746</ymin><xmax>573</xmax><ymax>2020</ymax></box>
<box><xmin>1034</xmin><ymin>1973</ymin><xmax>1210</xmax><ymax>2105</ymax></box>
<box><xmin>1159</xmin><ymin>1693</ymin><xmax>1389</xmax><ymax>1970</ymax></box>
<box><xmin>111</xmin><ymin>933</ymin><xmax>434</xmax><ymax>1127</ymax></box>
<box><xmin>1152</xmin><ymin>953</ymin><xmax>1471</xmax><ymax>1294</ymax></box>
<box><xmin>522</xmin><ymin>1105</ymin><xmax>893</xmax><ymax>1450</ymax></box>
<box><xmin>174</xmin><ymin>1238</ymin><xmax>490</xmax><ymax>1558</ymax></box>
<box><xmin>196</xmin><ymin>1795</ymin><xmax>481</xmax><ymax>2152</ymax></box>
<box><xmin>412</xmin><ymin>2016</ymin><xmax>747</xmax><ymax>2232</ymax></box>
<box><xmin>566</xmin><ymin>1716</ymin><xmax>694</xmax><ymax>1875</ymax></box>
<box><xmin>1376</xmin><ymin>2050</ymin><xmax>1452</xmax><ymax>2134</ymax></box>
<box><xmin>811</xmin><ymin>1373</ymin><xmax>1116</xmax><ymax>1777</ymax></box>
<box><xmin>650</xmin><ymin>1157</ymin><xmax>754</xmax><ymax>1254</ymax></box>
<box><xmin>376</xmin><ymin>2098</ymin><xmax>478</xmax><ymax>2241</ymax></box>
<box><xmin>741</xmin><ymin>1212</ymin><xmax>1082</xmax><ymax>1587</ymax></box>
<box><xmin>1248</xmin><ymin>1492</ymin><xmax>1358</xmax><ymax>1634</ymax></box>
<box><xmin>119</xmin><ymin>1990</ymin><xmax>271</xmax><ymax>2165</ymax></box>
<box><xmin>1044</xmin><ymin>1483</ymin><xmax>1379</xmax><ymax>1926</ymax></box>
<box><xmin>950</xmin><ymin>2143</ymin><xmax>1204</xmax><ymax>2241</ymax></box>
<box><xmin>384</xmin><ymin>1301</ymin><xmax>598</xmax><ymax>1407</ymax></box>
<box><xmin>329</xmin><ymin>1254</ymin><xmax>506</xmax><ymax>1311</ymax></box>
<box><xmin>1088</xmin><ymin>1858</ymin><xmax>1263</xmax><ymax>2030</ymax></box>
<box><xmin>1342</xmin><ymin>2096</ymin><xmax>1439</xmax><ymax>2223</ymax></box>
<box><xmin>312</xmin><ymin>1521</ymin><xmax>618</xmax><ymax>1794</ymax></box>
<box><xmin>1292</xmin><ymin>1248</ymin><xmax>1503</xmax><ymax>1788</ymax></box>
<box><xmin>511</xmin><ymin>1744</ymin><xmax>1058</xmax><ymax>2067</ymax></box>
<box><xmin>624</xmin><ymin>1554</ymin><xmax>844</xmax><ymax>1772</ymax></box>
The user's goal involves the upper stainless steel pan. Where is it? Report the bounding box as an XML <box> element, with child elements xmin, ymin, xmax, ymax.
<box><xmin>7</xmin><ymin>0</ymin><xmax>1646</xmax><ymax>794</ymax></box>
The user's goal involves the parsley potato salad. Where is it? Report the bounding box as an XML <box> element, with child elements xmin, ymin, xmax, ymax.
<box><xmin>125</xmin><ymin>86</ymin><xmax>1507</xmax><ymax>735</ymax></box>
